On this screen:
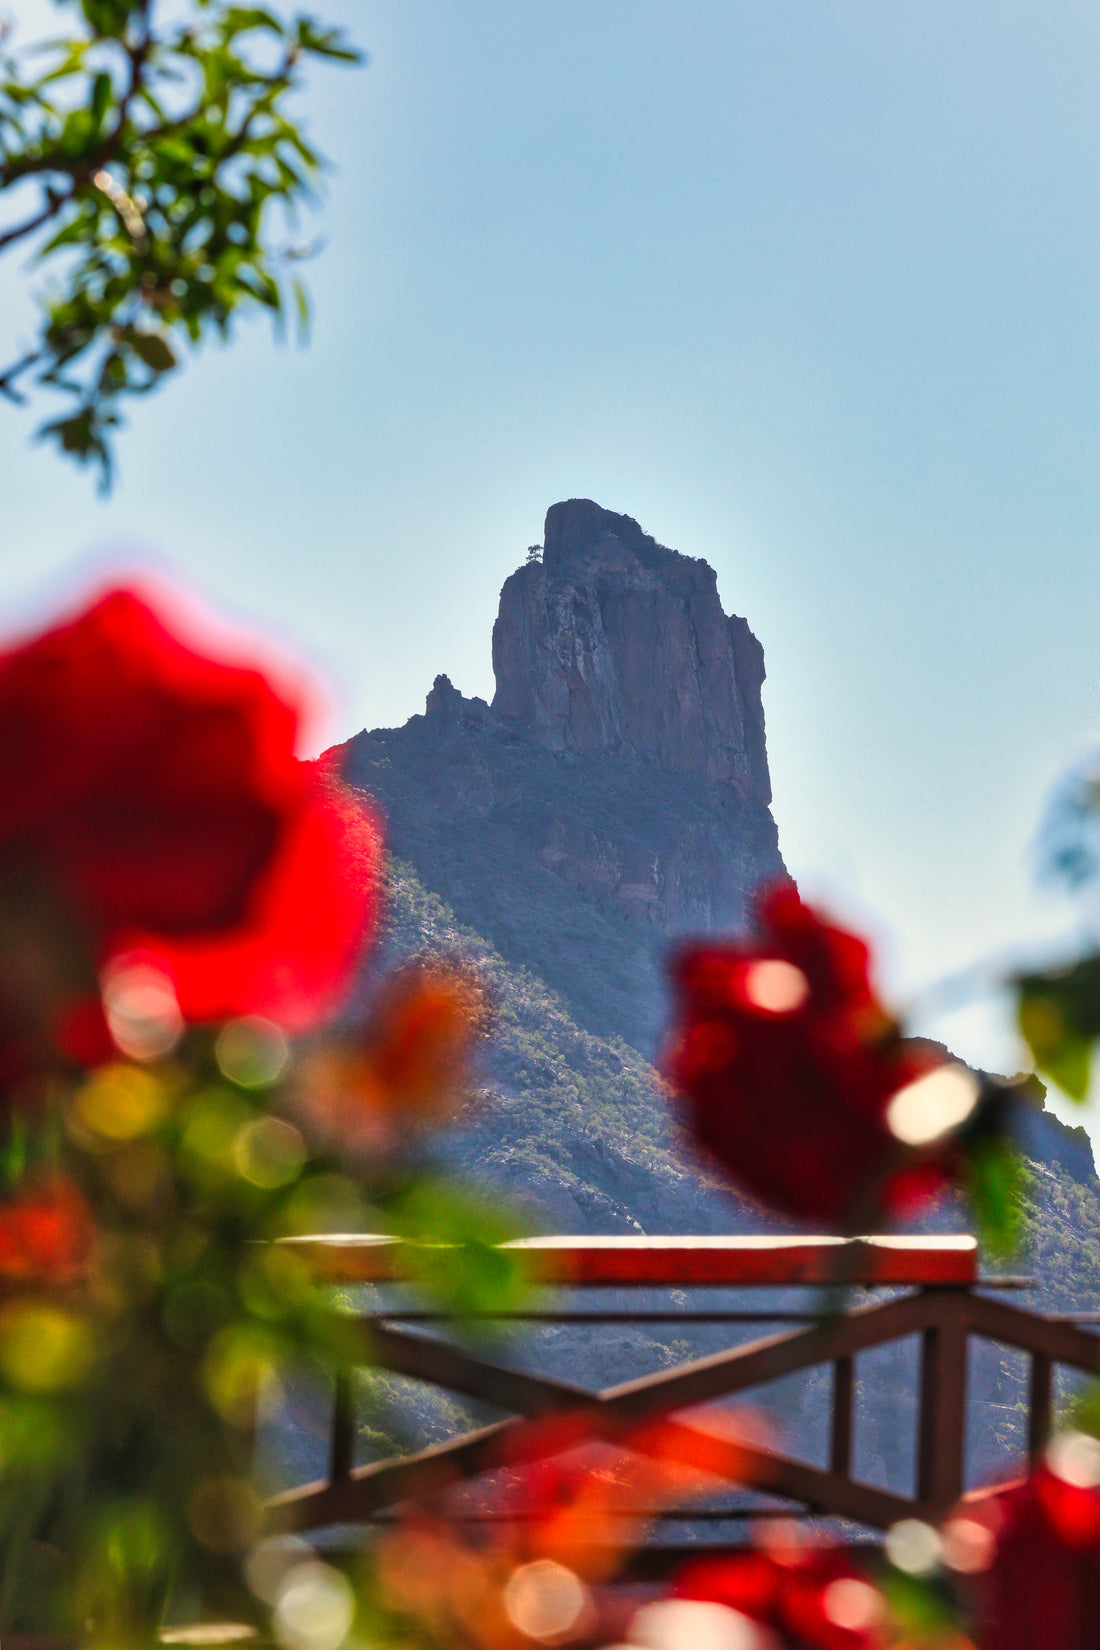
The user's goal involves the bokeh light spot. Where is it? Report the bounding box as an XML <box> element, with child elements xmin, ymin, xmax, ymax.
<box><xmin>202</xmin><ymin>1325</ymin><xmax>281</xmax><ymax>1425</ymax></box>
<box><xmin>245</xmin><ymin>1537</ymin><xmax>316</xmax><ymax>1604</ymax></box>
<box><xmin>282</xmin><ymin>1173</ymin><xmax>363</xmax><ymax>1236</ymax></box>
<box><xmin>629</xmin><ymin>1599</ymin><xmax>769</xmax><ymax>1650</ymax></box>
<box><xmin>886</xmin><ymin>1064</ymin><xmax>979</xmax><ymax>1147</ymax></box>
<box><xmin>503</xmin><ymin>1560</ymin><xmax>588</xmax><ymax>1642</ymax></box>
<box><xmin>274</xmin><ymin>1560</ymin><xmax>355</xmax><ymax>1650</ymax></box>
<box><xmin>1047</xmin><ymin>1430</ymin><xmax>1100</xmax><ymax>1488</ymax></box>
<box><xmin>884</xmin><ymin>1518</ymin><xmax>942</xmax><ymax>1576</ymax></box>
<box><xmin>216</xmin><ymin>1016</ymin><xmax>289</xmax><ymax>1088</ymax></box>
<box><xmin>74</xmin><ymin>1063</ymin><xmax>169</xmax><ymax>1141</ymax></box>
<box><xmin>233</xmin><ymin>1116</ymin><xmax>306</xmax><ymax>1188</ymax></box>
<box><xmin>102</xmin><ymin>960</ymin><xmax>184</xmax><ymax>1061</ymax></box>
<box><xmin>182</xmin><ymin>1089</ymin><xmax>251</xmax><ymax>1181</ymax></box>
<box><xmin>742</xmin><ymin>960</ymin><xmax>809</xmax><ymax>1014</ymax></box>
<box><xmin>821</xmin><ymin>1577</ymin><xmax>883</xmax><ymax>1631</ymax></box>
<box><xmin>0</xmin><ymin>1303</ymin><xmax>95</xmax><ymax>1392</ymax></box>
<box><xmin>941</xmin><ymin>1514</ymin><xmax>997</xmax><ymax>1574</ymax></box>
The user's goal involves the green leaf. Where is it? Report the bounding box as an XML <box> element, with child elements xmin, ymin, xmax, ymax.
<box><xmin>961</xmin><ymin>1136</ymin><xmax>1028</xmax><ymax>1260</ymax></box>
<box><xmin>291</xmin><ymin>274</ymin><xmax>309</xmax><ymax>340</ymax></box>
<box><xmin>1065</xmin><ymin>1380</ymin><xmax>1100</xmax><ymax>1441</ymax></box>
<box><xmin>294</xmin><ymin>17</ymin><xmax>362</xmax><ymax>64</ymax></box>
<box><xmin>383</xmin><ymin>1175</ymin><xmax>535</xmax><ymax>1329</ymax></box>
<box><xmin>128</xmin><ymin>330</ymin><xmax>176</xmax><ymax>373</ymax></box>
<box><xmin>88</xmin><ymin>69</ymin><xmax>112</xmax><ymax>134</ymax></box>
<box><xmin>79</xmin><ymin>0</ymin><xmax>140</xmax><ymax>39</ymax></box>
<box><xmin>1017</xmin><ymin>958</ymin><xmax>1100</xmax><ymax>1100</ymax></box>
<box><xmin>878</xmin><ymin>1567</ymin><xmax>959</xmax><ymax>1639</ymax></box>
<box><xmin>38</xmin><ymin>209</ymin><xmax>96</xmax><ymax>257</ymax></box>
<box><xmin>221</xmin><ymin>8</ymin><xmax>284</xmax><ymax>37</ymax></box>
<box><xmin>57</xmin><ymin>105</ymin><xmax>93</xmax><ymax>158</ymax></box>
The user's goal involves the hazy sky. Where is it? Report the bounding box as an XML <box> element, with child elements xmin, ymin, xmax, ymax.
<box><xmin>3</xmin><ymin>3</ymin><xmax>1100</xmax><ymax>1135</ymax></box>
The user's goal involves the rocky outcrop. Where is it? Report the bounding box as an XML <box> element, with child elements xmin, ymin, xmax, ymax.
<box><xmin>492</xmin><ymin>500</ymin><xmax>771</xmax><ymax>802</ymax></box>
<box><xmin>340</xmin><ymin>501</ymin><xmax>785</xmax><ymax>1053</ymax></box>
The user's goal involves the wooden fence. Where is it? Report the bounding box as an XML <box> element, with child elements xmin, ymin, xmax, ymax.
<box><xmin>263</xmin><ymin>1234</ymin><xmax>1100</xmax><ymax>1572</ymax></box>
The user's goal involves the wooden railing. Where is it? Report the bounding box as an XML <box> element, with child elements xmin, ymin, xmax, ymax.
<box><xmin>263</xmin><ymin>1233</ymin><xmax>1100</xmax><ymax>1570</ymax></box>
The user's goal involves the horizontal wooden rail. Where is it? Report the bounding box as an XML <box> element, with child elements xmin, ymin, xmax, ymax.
<box><xmin>283</xmin><ymin>1233</ymin><xmax>979</xmax><ymax>1288</ymax></box>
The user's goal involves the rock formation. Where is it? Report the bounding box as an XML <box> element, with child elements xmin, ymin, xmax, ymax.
<box><xmin>339</xmin><ymin>500</ymin><xmax>786</xmax><ymax>1053</ymax></box>
<box><xmin>492</xmin><ymin>500</ymin><xmax>770</xmax><ymax>801</ymax></box>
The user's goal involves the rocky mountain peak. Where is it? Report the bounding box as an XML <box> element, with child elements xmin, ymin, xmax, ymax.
<box><xmin>340</xmin><ymin>502</ymin><xmax>786</xmax><ymax>1049</ymax></box>
<box><xmin>492</xmin><ymin>499</ymin><xmax>770</xmax><ymax>801</ymax></box>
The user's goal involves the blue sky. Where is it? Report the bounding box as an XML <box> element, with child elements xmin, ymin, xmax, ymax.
<box><xmin>3</xmin><ymin>2</ymin><xmax>1100</xmax><ymax>1134</ymax></box>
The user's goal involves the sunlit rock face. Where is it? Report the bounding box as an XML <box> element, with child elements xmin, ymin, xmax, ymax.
<box><xmin>340</xmin><ymin>501</ymin><xmax>785</xmax><ymax>1053</ymax></box>
<box><xmin>493</xmin><ymin>500</ymin><xmax>771</xmax><ymax>802</ymax></box>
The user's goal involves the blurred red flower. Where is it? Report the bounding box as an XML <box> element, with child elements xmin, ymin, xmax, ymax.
<box><xmin>979</xmin><ymin>1445</ymin><xmax>1100</xmax><ymax>1650</ymax></box>
<box><xmin>0</xmin><ymin>1182</ymin><xmax>93</xmax><ymax>1284</ymax></box>
<box><xmin>673</xmin><ymin>1542</ymin><xmax>886</xmax><ymax>1649</ymax></box>
<box><xmin>0</xmin><ymin>586</ymin><xmax>380</xmax><ymax>1062</ymax></box>
<box><xmin>298</xmin><ymin>961</ymin><xmax>490</xmax><ymax>1155</ymax></box>
<box><xmin>665</xmin><ymin>883</ymin><xmax>949</xmax><ymax>1225</ymax></box>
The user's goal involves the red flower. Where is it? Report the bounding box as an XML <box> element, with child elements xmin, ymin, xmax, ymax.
<box><xmin>0</xmin><ymin>585</ymin><xmax>380</xmax><ymax>1058</ymax></box>
<box><xmin>671</xmin><ymin>1543</ymin><xmax>886</xmax><ymax>1649</ymax></box>
<box><xmin>0</xmin><ymin>1182</ymin><xmax>94</xmax><ymax>1284</ymax></box>
<box><xmin>979</xmin><ymin>1445</ymin><xmax>1100</xmax><ymax>1650</ymax></box>
<box><xmin>665</xmin><ymin>883</ymin><xmax>951</xmax><ymax>1225</ymax></box>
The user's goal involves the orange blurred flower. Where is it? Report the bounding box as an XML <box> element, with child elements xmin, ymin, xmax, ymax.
<box><xmin>373</xmin><ymin>1408</ymin><xmax>764</xmax><ymax>1650</ymax></box>
<box><xmin>299</xmin><ymin>961</ymin><xmax>489</xmax><ymax>1148</ymax></box>
<box><xmin>0</xmin><ymin>1181</ymin><xmax>94</xmax><ymax>1285</ymax></box>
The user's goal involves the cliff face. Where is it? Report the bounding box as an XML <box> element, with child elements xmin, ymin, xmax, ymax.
<box><xmin>492</xmin><ymin>500</ymin><xmax>770</xmax><ymax>801</ymax></box>
<box><xmin>340</xmin><ymin>501</ymin><xmax>786</xmax><ymax>1052</ymax></box>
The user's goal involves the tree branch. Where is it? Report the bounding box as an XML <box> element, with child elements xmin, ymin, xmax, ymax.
<box><xmin>0</xmin><ymin>11</ymin><xmax>152</xmax><ymax>191</ymax></box>
<box><xmin>0</xmin><ymin>347</ymin><xmax>44</xmax><ymax>402</ymax></box>
<box><xmin>0</xmin><ymin>189</ymin><xmax>74</xmax><ymax>254</ymax></box>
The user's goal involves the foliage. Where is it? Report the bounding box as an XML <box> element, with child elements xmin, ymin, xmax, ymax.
<box><xmin>0</xmin><ymin>0</ymin><xmax>360</xmax><ymax>486</ymax></box>
<box><xmin>0</xmin><ymin>584</ymin><xmax>526</xmax><ymax>1639</ymax></box>
<box><xmin>1017</xmin><ymin>763</ymin><xmax>1100</xmax><ymax>1101</ymax></box>
<box><xmin>1018</xmin><ymin>957</ymin><xmax>1100</xmax><ymax>1103</ymax></box>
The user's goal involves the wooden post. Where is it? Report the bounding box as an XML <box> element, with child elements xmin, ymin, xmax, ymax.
<box><xmin>917</xmin><ymin>1290</ymin><xmax>969</xmax><ymax>1514</ymax></box>
<box><xmin>1028</xmin><ymin>1352</ymin><xmax>1053</xmax><ymax>1461</ymax></box>
<box><xmin>831</xmin><ymin>1355</ymin><xmax>854</xmax><ymax>1477</ymax></box>
<box><xmin>330</xmin><ymin>1369</ymin><xmax>356</xmax><ymax>1484</ymax></box>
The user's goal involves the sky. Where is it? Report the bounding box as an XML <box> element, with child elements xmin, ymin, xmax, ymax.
<box><xmin>2</xmin><ymin>2</ymin><xmax>1100</xmax><ymax>1137</ymax></box>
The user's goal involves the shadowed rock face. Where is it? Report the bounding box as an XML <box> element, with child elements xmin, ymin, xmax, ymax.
<box><xmin>340</xmin><ymin>501</ymin><xmax>785</xmax><ymax>1053</ymax></box>
<box><xmin>492</xmin><ymin>500</ymin><xmax>771</xmax><ymax>802</ymax></box>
